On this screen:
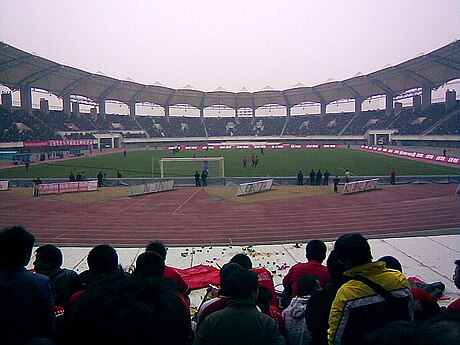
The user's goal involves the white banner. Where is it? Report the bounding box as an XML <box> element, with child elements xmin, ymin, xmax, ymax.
<box><xmin>343</xmin><ymin>178</ymin><xmax>379</xmax><ymax>195</ymax></box>
<box><xmin>38</xmin><ymin>180</ymin><xmax>98</xmax><ymax>195</ymax></box>
<box><xmin>0</xmin><ymin>180</ymin><xmax>9</xmax><ymax>191</ymax></box>
<box><xmin>237</xmin><ymin>179</ymin><xmax>274</xmax><ymax>196</ymax></box>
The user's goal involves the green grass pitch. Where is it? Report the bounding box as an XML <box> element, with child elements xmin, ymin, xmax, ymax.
<box><xmin>0</xmin><ymin>148</ymin><xmax>458</xmax><ymax>179</ymax></box>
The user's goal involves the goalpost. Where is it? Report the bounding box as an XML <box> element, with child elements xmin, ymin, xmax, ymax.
<box><xmin>159</xmin><ymin>157</ymin><xmax>225</xmax><ymax>178</ymax></box>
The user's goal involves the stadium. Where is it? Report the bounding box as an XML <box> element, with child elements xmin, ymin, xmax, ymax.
<box><xmin>1</xmin><ymin>2</ymin><xmax>460</xmax><ymax>343</ymax></box>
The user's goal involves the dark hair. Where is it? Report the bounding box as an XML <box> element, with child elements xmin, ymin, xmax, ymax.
<box><xmin>297</xmin><ymin>274</ymin><xmax>319</xmax><ymax>296</ymax></box>
<box><xmin>0</xmin><ymin>226</ymin><xmax>35</xmax><ymax>269</ymax></box>
<box><xmin>87</xmin><ymin>244</ymin><xmax>118</xmax><ymax>274</ymax></box>
<box><xmin>36</xmin><ymin>244</ymin><xmax>63</xmax><ymax>268</ymax></box>
<box><xmin>378</xmin><ymin>256</ymin><xmax>403</xmax><ymax>273</ymax></box>
<box><xmin>219</xmin><ymin>262</ymin><xmax>244</xmax><ymax>296</ymax></box>
<box><xmin>226</xmin><ymin>267</ymin><xmax>258</xmax><ymax>300</ymax></box>
<box><xmin>306</xmin><ymin>239</ymin><xmax>327</xmax><ymax>262</ymax></box>
<box><xmin>256</xmin><ymin>286</ymin><xmax>272</xmax><ymax>313</ymax></box>
<box><xmin>326</xmin><ymin>249</ymin><xmax>346</xmax><ymax>279</ymax></box>
<box><xmin>145</xmin><ymin>241</ymin><xmax>167</xmax><ymax>260</ymax></box>
<box><xmin>65</xmin><ymin>277</ymin><xmax>190</xmax><ymax>345</ymax></box>
<box><xmin>455</xmin><ymin>259</ymin><xmax>460</xmax><ymax>267</ymax></box>
<box><xmin>230</xmin><ymin>253</ymin><xmax>253</xmax><ymax>269</ymax></box>
<box><xmin>134</xmin><ymin>252</ymin><xmax>165</xmax><ymax>278</ymax></box>
<box><xmin>334</xmin><ymin>233</ymin><xmax>372</xmax><ymax>266</ymax></box>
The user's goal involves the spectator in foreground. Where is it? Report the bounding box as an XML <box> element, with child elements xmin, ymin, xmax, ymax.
<box><xmin>146</xmin><ymin>241</ymin><xmax>191</xmax><ymax>297</ymax></box>
<box><xmin>194</xmin><ymin>267</ymin><xmax>285</xmax><ymax>345</ymax></box>
<box><xmin>447</xmin><ymin>259</ymin><xmax>460</xmax><ymax>312</ymax></box>
<box><xmin>283</xmin><ymin>274</ymin><xmax>321</xmax><ymax>345</ymax></box>
<box><xmin>328</xmin><ymin>233</ymin><xmax>414</xmax><ymax>345</ymax></box>
<box><xmin>305</xmin><ymin>250</ymin><xmax>347</xmax><ymax>345</ymax></box>
<box><xmin>378</xmin><ymin>255</ymin><xmax>441</xmax><ymax>322</ymax></box>
<box><xmin>0</xmin><ymin>226</ymin><xmax>55</xmax><ymax>345</ymax></box>
<box><xmin>195</xmin><ymin>262</ymin><xmax>241</xmax><ymax>328</ymax></box>
<box><xmin>34</xmin><ymin>244</ymin><xmax>79</xmax><ymax>307</ymax></box>
<box><xmin>282</xmin><ymin>239</ymin><xmax>330</xmax><ymax>307</ymax></box>
<box><xmin>64</xmin><ymin>277</ymin><xmax>191</xmax><ymax>345</ymax></box>
<box><xmin>257</xmin><ymin>286</ymin><xmax>285</xmax><ymax>336</ymax></box>
<box><xmin>230</xmin><ymin>252</ymin><xmax>278</xmax><ymax>306</ymax></box>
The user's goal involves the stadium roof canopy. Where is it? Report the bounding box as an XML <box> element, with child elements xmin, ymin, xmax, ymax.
<box><xmin>0</xmin><ymin>40</ymin><xmax>459</xmax><ymax>110</ymax></box>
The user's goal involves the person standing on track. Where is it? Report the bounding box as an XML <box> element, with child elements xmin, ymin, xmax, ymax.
<box><xmin>333</xmin><ymin>176</ymin><xmax>340</xmax><ymax>193</ymax></box>
<box><xmin>194</xmin><ymin>171</ymin><xmax>201</xmax><ymax>187</ymax></box>
<box><xmin>390</xmin><ymin>168</ymin><xmax>396</xmax><ymax>185</ymax></box>
<box><xmin>297</xmin><ymin>170</ymin><xmax>304</xmax><ymax>186</ymax></box>
<box><xmin>309</xmin><ymin>169</ymin><xmax>316</xmax><ymax>186</ymax></box>
<box><xmin>323</xmin><ymin>170</ymin><xmax>330</xmax><ymax>186</ymax></box>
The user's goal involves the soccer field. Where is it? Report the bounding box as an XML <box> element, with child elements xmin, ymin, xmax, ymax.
<box><xmin>0</xmin><ymin>148</ymin><xmax>458</xmax><ymax>179</ymax></box>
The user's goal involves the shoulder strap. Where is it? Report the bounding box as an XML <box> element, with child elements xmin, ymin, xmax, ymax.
<box><xmin>352</xmin><ymin>275</ymin><xmax>397</xmax><ymax>302</ymax></box>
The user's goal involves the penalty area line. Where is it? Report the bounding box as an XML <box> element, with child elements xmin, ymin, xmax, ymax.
<box><xmin>172</xmin><ymin>187</ymin><xmax>202</xmax><ymax>214</ymax></box>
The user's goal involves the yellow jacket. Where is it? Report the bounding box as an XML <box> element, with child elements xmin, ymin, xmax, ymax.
<box><xmin>328</xmin><ymin>261</ymin><xmax>414</xmax><ymax>345</ymax></box>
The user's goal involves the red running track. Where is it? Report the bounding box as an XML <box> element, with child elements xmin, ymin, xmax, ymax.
<box><xmin>0</xmin><ymin>184</ymin><xmax>459</xmax><ymax>246</ymax></box>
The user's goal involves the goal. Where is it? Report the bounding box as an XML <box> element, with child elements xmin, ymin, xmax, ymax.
<box><xmin>159</xmin><ymin>157</ymin><xmax>225</xmax><ymax>178</ymax></box>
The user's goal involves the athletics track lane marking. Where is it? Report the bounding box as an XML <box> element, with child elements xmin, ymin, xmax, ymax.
<box><xmin>117</xmin><ymin>192</ymin><xmax>157</xmax><ymax>214</ymax></box>
<box><xmin>172</xmin><ymin>187</ymin><xmax>203</xmax><ymax>215</ymax></box>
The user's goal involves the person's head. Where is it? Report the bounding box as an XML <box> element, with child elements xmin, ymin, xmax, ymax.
<box><xmin>334</xmin><ymin>233</ymin><xmax>372</xmax><ymax>269</ymax></box>
<box><xmin>87</xmin><ymin>244</ymin><xmax>118</xmax><ymax>274</ymax></box>
<box><xmin>145</xmin><ymin>241</ymin><xmax>167</xmax><ymax>261</ymax></box>
<box><xmin>0</xmin><ymin>226</ymin><xmax>35</xmax><ymax>269</ymax></box>
<box><xmin>256</xmin><ymin>286</ymin><xmax>272</xmax><ymax>314</ymax></box>
<box><xmin>134</xmin><ymin>251</ymin><xmax>165</xmax><ymax>278</ymax></box>
<box><xmin>306</xmin><ymin>239</ymin><xmax>327</xmax><ymax>263</ymax></box>
<box><xmin>34</xmin><ymin>244</ymin><xmax>63</xmax><ymax>273</ymax></box>
<box><xmin>65</xmin><ymin>277</ymin><xmax>190</xmax><ymax>345</ymax></box>
<box><xmin>326</xmin><ymin>249</ymin><xmax>347</xmax><ymax>281</ymax></box>
<box><xmin>297</xmin><ymin>274</ymin><xmax>321</xmax><ymax>296</ymax></box>
<box><xmin>226</xmin><ymin>267</ymin><xmax>258</xmax><ymax>300</ymax></box>
<box><xmin>218</xmin><ymin>262</ymin><xmax>244</xmax><ymax>296</ymax></box>
<box><xmin>454</xmin><ymin>259</ymin><xmax>460</xmax><ymax>290</ymax></box>
<box><xmin>378</xmin><ymin>255</ymin><xmax>403</xmax><ymax>273</ymax></box>
<box><xmin>230</xmin><ymin>253</ymin><xmax>252</xmax><ymax>269</ymax></box>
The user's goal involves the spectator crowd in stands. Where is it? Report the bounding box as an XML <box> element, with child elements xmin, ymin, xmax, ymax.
<box><xmin>1</xmin><ymin>100</ymin><xmax>459</xmax><ymax>143</ymax></box>
<box><xmin>1</xmin><ymin>225</ymin><xmax>459</xmax><ymax>345</ymax></box>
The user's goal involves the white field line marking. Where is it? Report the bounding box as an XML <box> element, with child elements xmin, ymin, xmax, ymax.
<box><xmin>172</xmin><ymin>188</ymin><xmax>202</xmax><ymax>214</ymax></box>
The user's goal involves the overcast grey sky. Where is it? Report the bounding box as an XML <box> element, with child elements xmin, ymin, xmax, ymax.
<box><xmin>0</xmin><ymin>0</ymin><xmax>459</xmax><ymax>92</ymax></box>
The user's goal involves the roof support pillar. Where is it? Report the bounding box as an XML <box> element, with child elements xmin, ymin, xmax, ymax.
<box><xmin>422</xmin><ymin>86</ymin><xmax>432</xmax><ymax>110</ymax></box>
<box><xmin>1</xmin><ymin>92</ymin><xmax>13</xmax><ymax>112</ymax></box>
<box><xmin>39</xmin><ymin>98</ymin><xmax>49</xmax><ymax>114</ymax></box>
<box><xmin>164</xmin><ymin>105</ymin><xmax>170</xmax><ymax>122</ymax></box>
<box><xmin>413</xmin><ymin>95</ymin><xmax>421</xmax><ymax>112</ymax></box>
<box><xmin>355</xmin><ymin>98</ymin><xmax>362</xmax><ymax>115</ymax></box>
<box><xmin>385</xmin><ymin>94</ymin><xmax>393</xmax><ymax>115</ymax></box>
<box><xmin>320</xmin><ymin>102</ymin><xmax>327</xmax><ymax>116</ymax></box>
<box><xmin>99</xmin><ymin>98</ymin><xmax>106</xmax><ymax>119</ymax></box>
<box><xmin>445</xmin><ymin>90</ymin><xmax>456</xmax><ymax>110</ymax></box>
<box><xmin>62</xmin><ymin>94</ymin><xmax>71</xmax><ymax>116</ymax></box>
<box><xmin>20</xmin><ymin>85</ymin><xmax>32</xmax><ymax>115</ymax></box>
<box><xmin>72</xmin><ymin>102</ymin><xmax>80</xmax><ymax>118</ymax></box>
<box><xmin>286</xmin><ymin>104</ymin><xmax>291</xmax><ymax>119</ymax></box>
<box><xmin>199</xmin><ymin>107</ymin><xmax>204</xmax><ymax>120</ymax></box>
<box><xmin>129</xmin><ymin>102</ymin><xmax>136</xmax><ymax>116</ymax></box>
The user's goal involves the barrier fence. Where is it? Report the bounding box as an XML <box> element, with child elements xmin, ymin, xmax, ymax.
<box><xmin>38</xmin><ymin>180</ymin><xmax>98</xmax><ymax>195</ymax></box>
<box><xmin>343</xmin><ymin>178</ymin><xmax>380</xmax><ymax>195</ymax></box>
<box><xmin>129</xmin><ymin>180</ymin><xmax>175</xmax><ymax>196</ymax></box>
<box><xmin>237</xmin><ymin>179</ymin><xmax>274</xmax><ymax>196</ymax></box>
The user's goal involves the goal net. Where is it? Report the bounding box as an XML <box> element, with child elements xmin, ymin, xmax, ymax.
<box><xmin>159</xmin><ymin>157</ymin><xmax>225</xmax><ymax>178</ymax></box>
